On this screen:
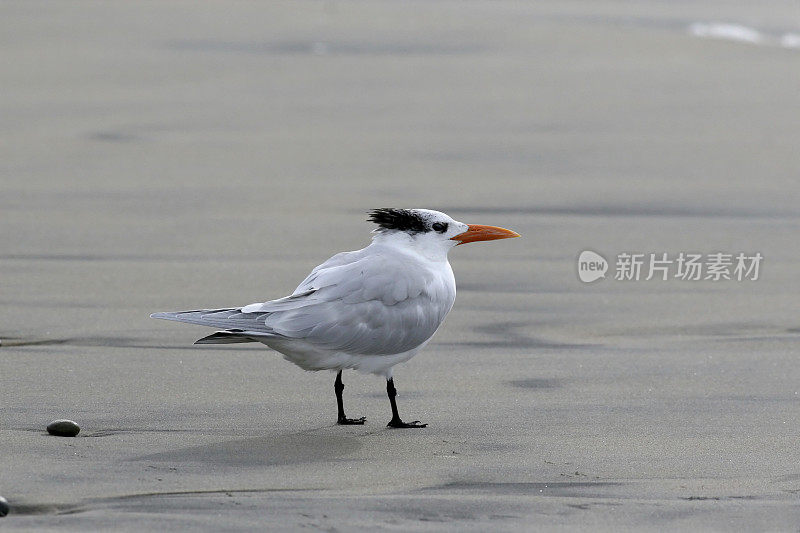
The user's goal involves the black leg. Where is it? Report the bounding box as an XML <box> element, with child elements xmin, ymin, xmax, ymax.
<box><xmin>386</xmin><ymin>377</ymin><xmax>427</xmax><ymax>428</ymax></box>
<box><xmin>335</xmin><ymin>370</ymin><xmax>365</xmax><ymax>425</ymax></box>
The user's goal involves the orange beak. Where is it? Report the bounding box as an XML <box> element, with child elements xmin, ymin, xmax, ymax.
<box><xmin>451</xmin><ymin>224</ymin><xmax>521</xmax><ymax>245</ymax></box>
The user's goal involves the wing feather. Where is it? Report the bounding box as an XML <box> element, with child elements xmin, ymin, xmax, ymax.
<box><xmin>173</xmin><ymin>245</ymin><xmax>457</xmax><ymax>357</ymax></box>
<box><xmin>263</xmin><ymin>251</ymin><xmax>455</xmax><ymax>355</ymax></box>
<box><xmin>150</xmin><ymin>309</ymin><xmax>273</xmax><ymax>332</ymax></box>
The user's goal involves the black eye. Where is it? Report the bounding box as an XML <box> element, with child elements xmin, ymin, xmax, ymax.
<box><xmin>432</xmin><ymin>222</ymin><xmax>448</xmax><ymax>233</ymax></box>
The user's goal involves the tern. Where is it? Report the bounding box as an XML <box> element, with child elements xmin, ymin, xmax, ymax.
<box><xmin>151</xmin><ymin>208</ymin><xmax>519</xmax><ymax>428</ymax></box>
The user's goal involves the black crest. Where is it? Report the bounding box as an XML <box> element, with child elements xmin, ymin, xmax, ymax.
<box><xmin>367</xmin><ymin>208</ymin><xmax>427</xmax><ymax>233</ymax></box>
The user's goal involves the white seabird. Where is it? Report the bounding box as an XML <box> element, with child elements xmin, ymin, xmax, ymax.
<box><xmin>152</xmin><ymin>208</ymin><xmax>519</xmax><ymax>428</ymax></box>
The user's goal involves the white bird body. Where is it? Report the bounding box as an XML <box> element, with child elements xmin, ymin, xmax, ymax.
<box><xmin>244</xmin><ymin>232</ymin><xmax>457</xmax><ymax>376</ymax></box>
<box><xmin>152</xmin><ymin>208</ymin><xmax>518</xmax><ymax>427</ymax></box>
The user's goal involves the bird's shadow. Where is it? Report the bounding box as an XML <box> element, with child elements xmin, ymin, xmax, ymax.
<box><xmin>446</xmin><ymin>321</ymin><xmax>595</xmax><ymax>350</ymax></box>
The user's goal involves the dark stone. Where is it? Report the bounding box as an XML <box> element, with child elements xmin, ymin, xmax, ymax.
<box><xmin>46</xmin><ymin>420</ymin><xmax>80</xmax><ymax>437</ymax></box>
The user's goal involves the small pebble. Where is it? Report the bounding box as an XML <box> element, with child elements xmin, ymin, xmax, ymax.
<box><xmin>46</xmin><ymin>419</ymin><xmax>80</xmax><ymax>437</ymax></box>
<box><xmin>0</xmin><ymin>496</ymin><xmax>9</xmax><ymax>517</ymax></box>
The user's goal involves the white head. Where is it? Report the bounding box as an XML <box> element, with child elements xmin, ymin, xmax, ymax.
<box><xmin>367</xmin><ymin>208</ymin><xmax>520</xmax><ymax>260</ymax></box>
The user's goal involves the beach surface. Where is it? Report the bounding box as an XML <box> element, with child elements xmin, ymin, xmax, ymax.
<box><xmin>2</xmin><ymin>1</ymin><xmax>800</xmax><ymax>530</ymax></box>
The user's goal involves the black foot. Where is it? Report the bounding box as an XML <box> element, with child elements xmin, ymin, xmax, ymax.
<box><xmin>387</xmin><ymin>418</ymin><xmax>427</xmax><ymax>428</ymax></box>
<box><xmin>338</xmin><ymin>416</ymin><xmax>366</xmax><ymax>425</ymax></box>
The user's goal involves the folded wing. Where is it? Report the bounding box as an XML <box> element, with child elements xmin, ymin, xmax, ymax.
<box><xmin>154</xmin><ymin>247</ymin><xmax>456</xmax><ymax>356</ymax></box>
<box><xmin>261</xmin><ymin>251</ymin><xmax>455</xmax><ymax>355</ymax></box>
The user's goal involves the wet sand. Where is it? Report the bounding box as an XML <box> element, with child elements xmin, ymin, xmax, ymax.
<box><xmin>2</xmin><ymin>1</ymin><xmax>800</xmax><ymax>530</ymax></box>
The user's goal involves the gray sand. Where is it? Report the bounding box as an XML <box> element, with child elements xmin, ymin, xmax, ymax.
<box><xmin>2</xmin><ymin>1</ymin><xmax>800</xmax><ymax>530</ymax></box>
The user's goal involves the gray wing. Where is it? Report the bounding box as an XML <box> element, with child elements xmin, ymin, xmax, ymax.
<box><xmin>150</xmin><ymin>308</ymin><xmax>278</xmax><ymax>340</ymax></box>
<box><xmin>257</xmin><ymin>251</ymin><xmax>456</xmax><ymax>355</ymax></box>
<box><xmin>152</xmin><ymin>247</ymin><xmax>456</xmax><ymax>355</ymax></box>
<box><xmin>148</xmin><ymin>251</ymin><xmax>370</xmax><ymax>342</ymax></box>
<box><xmin>240</xmin><ymin>249</ymin><xmax>369</xmax><ymax>313</ymax></box>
